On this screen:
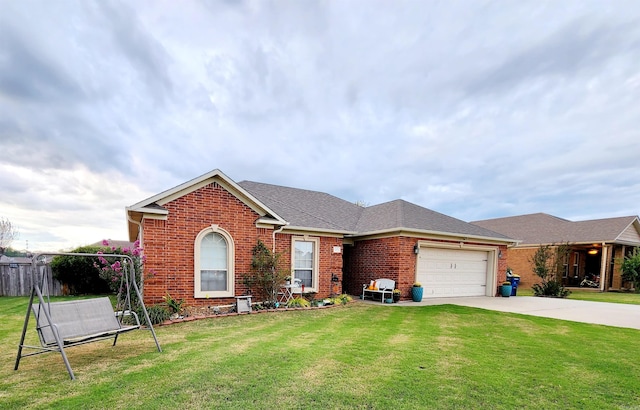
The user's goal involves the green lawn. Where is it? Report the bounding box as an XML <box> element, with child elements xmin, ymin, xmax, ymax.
<box><xmin>517</xmin><ymin>288</ymin><xmax>640</xmax><ymax>305</ymax></box>
<box><xmin>2</xmin><ymin>296</ymin><xmax>640</xmax><ymax>409</ymax></box>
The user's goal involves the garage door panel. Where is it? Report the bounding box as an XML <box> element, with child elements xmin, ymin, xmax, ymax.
<box><xmin>425</xmin><ymin>284</ymin><xmax>487</xmax><ymax>297</ymax></box>
<box><xmin>423</xmin><ymin>272</ymin><xmax>484</xmax><ymax>285</ymax></box>
<box><xmin>417</xmin><ymin>248</ymin><xmax>489</xmax><ymax>298</ymax></box>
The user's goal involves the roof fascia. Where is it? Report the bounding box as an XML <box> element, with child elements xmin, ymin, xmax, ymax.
<box><xmin>348</xmin><ymin>227</ymin><xmax>518</xmax><ymax>245</ymax></box>
<box><xmin>513</xmin><ymin>238</ymin><xmax>640</xmax><ymax>248</ymax></box>
<box><xmin>281</xmin><ymin>226</ymin><xmax>353</xmax><ymax>238</ymax></box>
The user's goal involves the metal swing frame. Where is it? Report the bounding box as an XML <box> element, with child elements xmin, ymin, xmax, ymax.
<box><xmin>14</xmin><ymin>252</ymin><xmax>162</xmax><ymax>380</ymax></box>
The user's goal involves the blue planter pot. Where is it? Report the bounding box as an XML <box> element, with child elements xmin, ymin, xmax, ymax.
<box><xmin>501</xmin><ymin>284</ymin><xmax>512</xmax><ymax>297</ymax></box>
<box><xmin>411</xmin><ymin>287</ymin><xmax>424</xmax><ymax>302</ymax></box>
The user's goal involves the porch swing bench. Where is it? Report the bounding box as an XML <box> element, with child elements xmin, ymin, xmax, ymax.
<box><xmin>32</xmin><ymin>297</ymin><xmax>140</xmax><ymax>348</ymax></box>
<box><xmin>15</xmin><ymin>252</ymin><xmax>162</xmax><ymax>380</ymax></box>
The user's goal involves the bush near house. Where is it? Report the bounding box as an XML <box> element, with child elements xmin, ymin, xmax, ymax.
<box><xmin>50</xmin><ymin>246</ymin><xmax>110</xmax><ymax>294</ymax></box>
<box><xmin>530</xmin><ymin>243</ymin><xmax>571</xmax><ymax>298</ymax></box>
<box><xmin>621</xmin><ymin>247</ymin><xmax>640</xmax><ymax>291</ymax></box>
<box><xmin>244</xmin><ymin>239</ymin><xmax>290</xmax><ymax>306</ymax></box>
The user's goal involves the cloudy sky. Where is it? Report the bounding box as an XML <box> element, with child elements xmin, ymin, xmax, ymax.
<box><xmin>1</xmin><ymin>0</ymin><xmax>640</xmax><ymax>252</ymax></box>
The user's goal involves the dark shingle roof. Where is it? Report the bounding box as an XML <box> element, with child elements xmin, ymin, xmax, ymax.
<box><xmin>239</xmin><ymin>181</ymin><xmax>512</xmax><ymax>241</ymax></box>
<box><xmin>356</xmin><ymin>200</ymin><xmax>512</xmax><ymax>239</ymax></box>
<box><xmin>472</xmin><ymin>213</ymin><xmax>640</xmax><ymax>245</ymax></box>
<box><xmin>238</xmin><ymin>181</ymin><xmax>363</xmax><ymax>232</ymax></box>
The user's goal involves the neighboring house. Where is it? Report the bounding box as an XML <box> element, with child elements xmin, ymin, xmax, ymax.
<box><xmin>126</xmin><ymin>169</ymin><xmax>515</xmax><ymax>307</ymax></box>
<box><xmin>90</xmin><ymin>240</ymin><xmax>135</xmax><ymax>250</ymax></box>
<box><xmin>472</xmin><ymin>213</ymin><xmax>640</xmax><ymax>290</ymax></box>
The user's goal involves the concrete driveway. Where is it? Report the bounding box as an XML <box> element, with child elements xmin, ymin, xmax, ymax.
<box><xmin>390</xmin><ymin>296</ymin><xmax>640</xmax><ymax>330</ymax></box>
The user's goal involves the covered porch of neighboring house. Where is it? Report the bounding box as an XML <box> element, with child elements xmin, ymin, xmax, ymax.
<box><xmin>560</xmin><ymin>243</ymin><xmax>636</xmax><ymax>291</ymax></box>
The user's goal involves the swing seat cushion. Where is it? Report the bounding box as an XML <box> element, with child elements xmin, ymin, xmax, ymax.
<box><xmin>33</xmin><ymin>297</ymin><xmax>139</xmax><ymax>346</ymax></box>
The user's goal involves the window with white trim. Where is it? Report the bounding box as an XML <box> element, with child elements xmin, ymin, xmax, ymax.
<box><xmin>292</xmin><ymin>236</ymin><xmax>319</xmax><ymax>291</ymax></box>
<box><xmin>572</xmin><ymin>252</ymin><xmax>580</xmax><ymax>278</ymax></box>
<box><xmin>194</xmin><ymin>225</ymin><xmax>234</xmax><ymax>298</ymax></box>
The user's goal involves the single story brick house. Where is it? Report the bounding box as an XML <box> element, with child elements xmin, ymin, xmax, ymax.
<box><xmin>126</xmin><ymin>169</ymin><xmax>515</xmax><ymax>306</ymax></box>
<box><xmin>472</xmin><ymin>213</ymin><xmax>640</xmax><ymax>290</ymax></box>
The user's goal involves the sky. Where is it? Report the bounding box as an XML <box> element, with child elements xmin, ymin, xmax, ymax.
<box><xmin>1</xmin><ymin>0</ymin><xmax>640</xmax><ymax>252</ymax></box>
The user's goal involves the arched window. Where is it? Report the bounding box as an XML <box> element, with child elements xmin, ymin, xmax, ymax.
<box><xmin>194</xmin><ymin>225</ymin><xmax>234</xmax><ymax>298</ymax></box>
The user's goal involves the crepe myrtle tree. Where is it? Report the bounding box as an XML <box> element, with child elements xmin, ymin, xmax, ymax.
<box><xmin>95</xmin><ymin>239</ymin><xmax>151</xmax><ymax>295</ymax></box>
<box><xmin>243</xmin><ymin>239</ymin><xmax>290</xmax><ymax>307</ymax></box>
<box><xmin>0</xmin><ymin>217</ymin><xmax>19</xmax><ymax>255</ymax></box>
<box><xmin>529</xmin><ymin>243</ymin><xmax>571</xmax><ymax>298</ymax></box>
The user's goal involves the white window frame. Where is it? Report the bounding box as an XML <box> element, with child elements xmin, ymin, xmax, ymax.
<box><xmin>291</xmin><ymin>236</ymin><xmax>320</xmax><ymax>292</ymax></box>
<box><xmin>194</xmin><ymin>225</ymin><xmax>235</xmax><ymax>298</ymax></box>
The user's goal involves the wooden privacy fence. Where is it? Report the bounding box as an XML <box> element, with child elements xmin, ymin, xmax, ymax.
<box><xmin>0</xmin><ymin>261</ymin><xmax>62</xmax><ymax>296</ymax></box>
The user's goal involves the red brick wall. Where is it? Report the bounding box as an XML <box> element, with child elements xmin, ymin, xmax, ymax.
<box><xmin>141</xmin><ymin>181</ymin><xmax>272</xmax><ymax>306</ymax></box>
<box><xmin>503</xmin><ymin>248</ymin><xmax>538</xmax><ymax>289</ymax></box>
<box><xmin>344</xmin><ymin>236</ymin><xmax>509</xmax><ymax>299</ymax></box>
<box><xmin>140</xmin><ymin>181</ymin><xmax>343</xmax><ymax>307</ymax></box>
<box><xmin>273</xmin><ymin>233</ymin><xmax>344</xmax><ymax>298</ymax></box>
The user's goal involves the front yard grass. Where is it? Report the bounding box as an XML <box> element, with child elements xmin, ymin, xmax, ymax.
<box><xmin>518</xmin><ymin>288</ymin><xmax>640</xmax><ymax>305</ymax></box>
<box><xmin>1</xmin><ymin>296</ymin><xmax>639</xmax><ymax>409</ymax></box>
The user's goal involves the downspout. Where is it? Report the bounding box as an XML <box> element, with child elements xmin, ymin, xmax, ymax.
<box><xmin>127</xmin><ymin>210</ymin><xmax>144</xmax><ymax>294</ymax></box>
<box><xmin>272</xmin><ymin>223</ymin><xmax>288</xmax><ymax>253</ymax></box>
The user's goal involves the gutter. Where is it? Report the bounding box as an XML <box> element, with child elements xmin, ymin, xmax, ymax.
<box><xmin>272</xmin><ymin>223</ymin><xmax>289</xmax><ymax>253</ymax></box>
<box><xmin>126</xmin><ymin>209</ymin><xmax>146</xmax><ymax>294</ymax></box>
<box><xmin>345</xmin><ymin>227</ymin><xmax>518</xmax><ymax>245</ymax></box>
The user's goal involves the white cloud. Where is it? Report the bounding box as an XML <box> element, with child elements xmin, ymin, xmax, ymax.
<box><xmin>1</xmin><ymin>0</ymin><xmax>640</xmax><ymax>251</ymax></box>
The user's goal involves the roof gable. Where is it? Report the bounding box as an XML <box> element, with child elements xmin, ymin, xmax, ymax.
<box><xmin>126</xmin><ymin>170</ymin><xmax>287</xmax><ymax>240</ymax></box>
<box><xmin>128</xmin><ymin>169</ymin><xmax>282</xmax><ymax>219</ymax></box>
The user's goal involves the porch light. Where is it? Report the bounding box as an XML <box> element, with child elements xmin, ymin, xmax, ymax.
<box><xmin>413</xmin><ymin>244</ymin><xmax>420</xmax><ymax>254</ymax></box>
<box><xmin>588</xmin><ymin>249</ymin><xmax>598</xmax><ymax>255</ymax></box>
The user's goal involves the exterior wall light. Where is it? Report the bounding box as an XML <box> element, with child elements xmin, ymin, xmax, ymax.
<box><xmin>413</xmin><ymin>244</ymin><xmax>420</xmax><ymax>254</ymax></box>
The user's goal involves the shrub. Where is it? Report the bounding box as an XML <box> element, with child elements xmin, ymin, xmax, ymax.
<box><xmin>621</xmin><ymin>247</ymin><xmax>640</xmax><ymax>290</ymax></box>
<box><xmin>286</xmin><ymin>297</ymin><xmax>310</xmax><ymax>308</ymax></box>
<box><xmin>529</xmin><ymin>243</ymin><xmax>571</xmax><ymax>298</ymax></box>
<box><xmin>51</xmin><ymin>246</ymin><xmax>111</xmax><ymax>294</ymax></box>
<box><xmin>95</xmin><ymin>239</ymin><xmax>148</xmax><ymax>294</ymax></box>
<box><xmin>163</xmin><ymin>293</ymin><xmax>185</xmax><ymax>314</ymax></box>
<box><xmin>244</xmin><ymin>240</ymin><xmax>290</xmax><ymax>305</ymax></box>
<box><xmin>138</xmin><ymin>304</ymin><xmax>170</xmax><ymax>325</ymax></box>
<box><xmin>532</xmin><ymin>281</ymin><xmax>570</xmax><ymax>298</ymax></box>
<box><xmin>332</xmin><ymin>294</ymin><xmax>352</xmax><ymax>305</ymax></box>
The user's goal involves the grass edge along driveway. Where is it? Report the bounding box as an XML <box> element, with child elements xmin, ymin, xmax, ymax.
<box><xmin>1</xmin><ymin>297</ymin><xmax>639</xmax><ymax>409</ymax></box>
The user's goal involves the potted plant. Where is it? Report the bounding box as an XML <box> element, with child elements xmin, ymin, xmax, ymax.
<box><xmin>411</xmin><ymin>282</ymin><xmax>423</xmax><ymax>302</ymax></box>
<box><xmin>392</xmin><ymin>289</ymin><xmax>401</xmax><ymax>303</ymax></box>
<box><xmin>163</xmin><ymin>293</ymin><xmax>185</xmax><ymax>320</ymax></box>
<box><xmin>500</xmin><ymin>281</ymin><xmax>512</xmax><ymax>297</ymax></box>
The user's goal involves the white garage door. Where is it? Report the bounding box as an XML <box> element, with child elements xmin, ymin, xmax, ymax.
<box><xmin>416</xmin><ymin>247</ymin><xmax>489</xmax><ymax>298</ymax></box>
